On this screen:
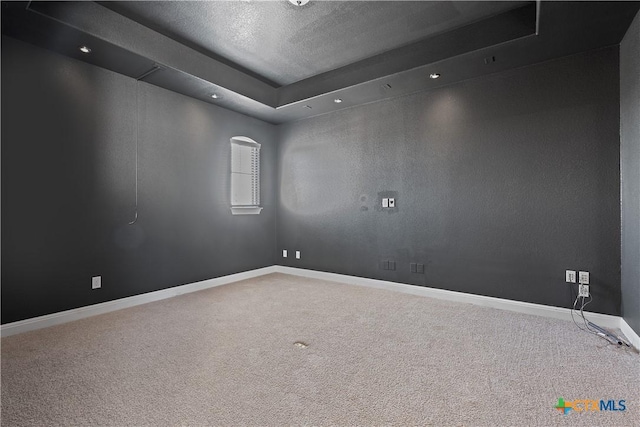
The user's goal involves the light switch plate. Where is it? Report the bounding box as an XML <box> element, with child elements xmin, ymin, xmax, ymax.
<box><xmin>382</xmin><ymin>198</ymin><xmax>389</xmax><ymax>208</ymax></box>
<box><xmin>283</xmin><ymin>249</ymin><xmax>287</xmax><ymax>258</ymax></box>
<box><xmin>295</xmin><ymin>250</ymin><xmax>300</xmax><ymax>259</ymax></box>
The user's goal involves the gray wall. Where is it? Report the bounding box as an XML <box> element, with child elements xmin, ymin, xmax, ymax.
<box><xmin>1</xmin><ymin>36</ymin><xmax>277</xmax><ymax>324</ymax></box>
<box><xmin>277</xmin><ymin>47</ymin><xmax>621</xmax><ymax>315</ymax></box>
<box><xmin>1</xmin><ymin>34</ymin><xmax>628</xmax><ymax>324</ymax></box>
<box><xmin>621</xmin><ymin>11</ymin><xmax>640</xmax><ymax>335</ymax></box>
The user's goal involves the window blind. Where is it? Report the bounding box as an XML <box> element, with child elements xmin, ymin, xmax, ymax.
<box><xmin>230</xmin><ymin>137</ymin><xmax>262</xmax><ymax>215</ymax></box>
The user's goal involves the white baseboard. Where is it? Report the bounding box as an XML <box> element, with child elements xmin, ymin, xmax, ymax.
<box><xmin>4</xmin><ymin>264</ymin><xmax>638</xmax><ymax>349</ymax></box>
<box><xmin>620</xmin><ymin>318</ymin><xmax>640</xmax><ymax>349</ymax></box>
<box><xmin>0</xmin><ymin>266</ymin><xmax>277</xmax><ymax>338</ymax></box>
<box><xmin>274</xmin><ymin>266</ymin><xmax>625</xmax><ymax>331</ymax></box>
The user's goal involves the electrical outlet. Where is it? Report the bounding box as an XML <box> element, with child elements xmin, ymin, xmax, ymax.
<box><xmin>92</xmin><ymin>276</ymin><xmax>101</xmax><ymax>290</ymax></box>
<box><xmin>579</xmin><ymin>271</ymin><xmax>589</xmax><ymax>285</ymax></box>
<box><xmin>282</xmin><ymin>249</ymin><xmax>287</xmax><ymax>258</ymax></box>
<box><xmin>295</xmin><ymin>250</ymin><xmax>301</xmax><ymax>259</ymax></box>
<box><xmin>578</xmin><ymin>284</ymin><xmax>590</xmax><ymax>298</ymax></box>
<box><xmin>566</xmin><ymin>270</ymin><xmax>576</xmax><ymax>283</ymax></box>
<box><xmin>388</xmin><ymin>198</ymin><xmax>395</xmax><ymax>208</ymax></box>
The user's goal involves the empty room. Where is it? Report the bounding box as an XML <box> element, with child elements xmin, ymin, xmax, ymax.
<box><xmin>2</xmin><ymin>1</ymin><xmax>639</xmax><ymax>425</ymax></box>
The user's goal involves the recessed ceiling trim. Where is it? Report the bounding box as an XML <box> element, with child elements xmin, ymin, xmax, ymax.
<box><xmin>140</xmin><ymin>65</ymin><xmax>277</xmax><ymax>123</ymax></box>
<box><xmin>3</xmin><ymin>1</ymin><xmax>639</xmax><ymax>125</ymax></box>
<box><xmin>24</xmin><ymin>0</ymin><xmax>278</xmax><ymax>107</ymax></box>
<box><xmin>277</xmin><ymin>2</ymin><xmax>538</xmax><ymax>107</ymax></box>
<box><xmin>3</xmin><ymin>3</ymin><xmax>160</xmax><ymax>82</ymax></box>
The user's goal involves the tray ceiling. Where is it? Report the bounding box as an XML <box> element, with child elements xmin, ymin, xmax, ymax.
<box><xmin>101</xmin><ymin>1</ymin><xmax>526</xmax><ymax>87</ymax></box>
<box><xmin>2</xmin><ymin>1</ymin><xmax>639</xmax><ymax>124</ymax></box>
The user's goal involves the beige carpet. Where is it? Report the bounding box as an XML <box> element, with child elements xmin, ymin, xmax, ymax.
<box><xmin>1</xmin><ymin>273</ymin><xmax>639</xmax><ymax>426</ymax></box>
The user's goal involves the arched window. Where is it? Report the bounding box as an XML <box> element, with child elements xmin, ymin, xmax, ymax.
<box><xmin>230</xmin><ymin>136</ymin><xmax>262</xmax><ymax>215</ymax></box>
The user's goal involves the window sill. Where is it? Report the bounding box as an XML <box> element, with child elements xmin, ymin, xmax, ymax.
<box><xmin>230</xmin><ymin>206</ymin><xmax>263</xmax><ymax>215</ymax></box>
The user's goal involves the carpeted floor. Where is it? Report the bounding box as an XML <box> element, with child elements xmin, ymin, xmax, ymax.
<box><xmin>1</xmin><ymin>273</ymin><xmax>639</xmax><ymax>426</ymax></box>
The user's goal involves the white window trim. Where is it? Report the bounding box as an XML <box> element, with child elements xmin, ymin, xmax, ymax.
<box><xmin>230</xmin><ymin>206</ymin><xmax>263</xmax><ymax>215</ymax></box>
<box><xmin>230</xmin><ymin>136</ymin><xmax>262</xmax><ymax>215</ymax></box>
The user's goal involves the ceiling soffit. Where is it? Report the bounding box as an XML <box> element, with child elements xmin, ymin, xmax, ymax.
<box><xmin>2</xmin><ymin>1</ymin><xmax>639</xmax><ymax>124</ymax></box>
<box><xmin>100</xmin><ymin>1</ymin><xmax>529</xmax><ymax>87</ymax></box>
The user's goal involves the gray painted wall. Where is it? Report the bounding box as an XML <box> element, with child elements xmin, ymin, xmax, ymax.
<box><xmin>277</xmin><ymin>47</ymin><xmax>621</xmax><ymax>315</ymax></box>
<box><xmin>1</xmin><ymin>36</ymin><xmax>277</xmax><ymax>324</ymax></box>
<box><xmin>1</xmin><ymin>35</ymin><xmax>627</xmax><ymax>324</ymax></box>
<box><xmin>621</xmin><ymin>11</ymin><xmax>640</xmax><ymax>335</ymax></box>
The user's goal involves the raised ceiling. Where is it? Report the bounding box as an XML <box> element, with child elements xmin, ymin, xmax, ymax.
<box><xmin>2</xmin><ymin>1</ymin><xmax>639</xmax><ymax>124</ymax></box>
<box><xmin>101</xmin><ymin>1</ymin><xmax>527</xmax><ymax>87</ymax></box>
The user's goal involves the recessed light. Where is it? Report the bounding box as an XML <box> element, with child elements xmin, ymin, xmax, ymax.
<box><xmin>334</xmin><ymin>98</ymin><xmax>342</xmax><ymax>104</ymax></box>
<box><xmin>430</xmin><ymin>73</ymin><xmax>440</xmax><ymax>79</ymax></box>
<box><xmin>79</xmin><ymin>46</ymin><xmax>91</xmax><ymax>54</ymax></box>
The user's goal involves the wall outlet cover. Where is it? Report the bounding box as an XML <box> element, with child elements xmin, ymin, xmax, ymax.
<box><xmin>91</xmin><ymin>276</ymin><xmax>101</xmax><ymax>289</ymax></box>
<box><xmin>282</xmin><ymin>249</ymin><xmax>288</xmax><ymax>258</ymax></box>
<box><xmin>417</xmin><ymin>263</ymin><xmax>425</xmax><ymax>274</ymax></box>
<box><xmin>566</xmin><ymin>270</ymin><xmax>576</xmax><ymax>283</ymax></box>
<box><xmin>578</xmin><ymin>284</ymin><xmax>590</xmax><ymax>297</ymax></box>
<box><xmin>388</xmin><ymin>198</ymin><xmax>395</xmax><ymax>207</ymax></box>
<box><xmin>410</xmin><ymin>262</ymin><xmax>417</xmax><ymax>273</ymax></box>
<box><xmin>295</xmin><ymin>250</ymin><xmax>301</xmax><ymax>259</ymax></box>
<box><xmin>579</xmin><ymin>271</ymin><xmax>589</xmax><ymax>285</ymax></box>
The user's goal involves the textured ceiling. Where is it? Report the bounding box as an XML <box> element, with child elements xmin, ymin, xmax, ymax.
<box><xmin>103</xmin><ymin>1</ymin><xmax>527</xmax><ymax>87</ymax></box>
<box><xmin>3</xmin><ymin>1</ymin><xmax>639</xmax><ymax>123</ymax></box>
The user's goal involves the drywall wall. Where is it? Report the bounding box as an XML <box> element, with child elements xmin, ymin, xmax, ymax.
<box><xmin>1</xmin><ymin>33</ymin><xmax>627</xmax><ymax>324</ymax></box>
<box><xmin>621</xmin><ymin>11</ymin><xmax>640</xmax><ymax>335</ymax></box>
<box><xmin>1</xmin><ymin>36</ymin><xmax>277</xmax><ymax>324</ymax></box>
<box><xmin>277</xmin><ymin>47</ymin><xmax>621</xmax><ymax>315</ymax></box>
